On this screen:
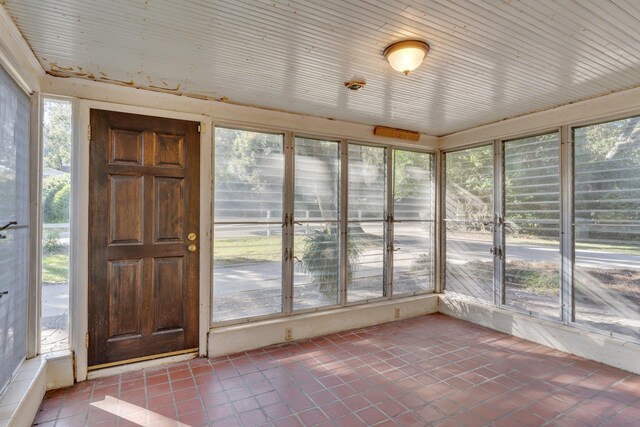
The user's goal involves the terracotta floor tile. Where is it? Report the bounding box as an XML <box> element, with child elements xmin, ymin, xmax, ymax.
<box><xmin>334</xmin><ymin>413</ymin><xmax>367</xmax><ymax>427</ymax></box>
<box><xmin>206</xmin><ymin>402</ymin><xmax>235</xmax><ymax>421</ymax></box>
<box><xmin>147</xmin><ymin>382</ymin><xmax>172</xmax><ymax>398</ymax></box>
<box><xmin>231</xmin><ymin>396</ymin><xmax>260</xmax><ymax>413</ymax></box>
<box><xmin>319</xmin><ymin>400</ymin><xmax>350</xmax><ymax>419</ymax></box>
<box><xmin>415</xmin><ymin>404</ymin><xmax>446</xmax><ymax>424</ymax></box>
<box><xmin>32</xmin><ymin>314</ymin><xmax>640</xmax><ymax>426</ymax></box>
<box><xmin>238</xmin><ymin>408</ymin><xmax>268</xmax><ymax>426</ymax></box>
<box><xmin>356</xmin><ymin>406</ymin><xmax>388</xmax><ymax>425</ymax></box>
<box><xmin>212</xmin><ymin>415</ymin><xmax>242</xmax><ymax>427</ymax></box>
<box><xmin>377</xmin><ymin>399</ymin><xmax>406</xmax><ymax>417</ymax></box>
<box><xmin>54</xmin><ymin>414</ymin><xmax>88</xmax><ymax>427</ymax></box>
<box><xmin>176</xmin><ymin>397</ymin><xmax>204</xmax><ymax>416</ymax></box>
<box><xmin>297</xmin><ymin>408</ymin><xmax>329</xmax><ymax>426</ymax></box>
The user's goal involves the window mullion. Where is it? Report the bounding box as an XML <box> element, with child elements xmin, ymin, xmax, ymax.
<box><xmin>282</xmin><ymin>131</ymin><xmax>295</xmax><ymax>314</ymax></box>
<box><xmin>339</xmin><ymin>139</ymin><xmax>348</xmax><ymax>306</ymax></box>
<box><xmin>385</xmin><ymin>146</ymin><xmax>393</xmax><ymax>299</ymax></box>
<box><xmin>494</xmin><ymin>139</ymin><xmax>505</xmax><ymax>306</ymax></box>
<box><xmin>435</xmin><ymin>150</ymin><xmax>444</xmax><ymax>294</ymax></box>
<box><xmin>560</xmin><ymin>125</ymin><xmax>574</xmax><ymax>324</ymax></box>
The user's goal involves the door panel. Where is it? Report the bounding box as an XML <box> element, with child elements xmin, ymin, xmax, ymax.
<box><xmin>110</xmin><ymin>175</ymin><xmax>143</xmax><ymax>244</ymax></box>
<box><xmin>155</xmin><ymin>134</ymin><xmax>184</xmax><ymax>167</ymax></box>
<box><xmin>111</xmin><ymin>129</ymin><xmax>143</xmax><ymax>164</ymax></box>
<box><xmin>107</xmin><ymin>259</ymin><xmax>143</xmax><ymax>338</ymax></box>
<box><xmin>153</xmin><ymin>257</ymin><xmax>185</xmax><ymax>331</ymax></box>
<box><xmin>155</xmin><ymin>177</ymin><xmax>184</xmax><ymax>241</ymax></box>
<box><xmin>89</xmin><ymin>109</ymin><xmax>199</xmax><ymax>367</ymax></box>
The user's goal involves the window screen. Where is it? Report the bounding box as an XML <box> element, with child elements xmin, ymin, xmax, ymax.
<box><xmin>0</xmin><ymin>64</ymin><xmax>30</xmax><ymax>391</ymax></box>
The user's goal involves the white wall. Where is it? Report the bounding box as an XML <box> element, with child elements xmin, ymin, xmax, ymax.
<box><xmin>210</xmin><ymin>296</ymin><xmax>439</xmax><ymax>357</ymax></box>
<box><xmin>42</xmin><ymin>75</ymin><xmax>439</xmax><ymax>148</ymax></box>
<box><xmin>440</xmin><ymin>295</ymin><xmax>640</xmax><ymax>375</ymax></box>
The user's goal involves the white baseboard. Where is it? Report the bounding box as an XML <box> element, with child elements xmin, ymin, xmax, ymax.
<box><xmin>209</xmin><ymin>295</ymin><xmax>439</xmax><ymax>357</ymax></box>
<box><xmin>0</xmin><ymin>351</ymin><xmax>73</xmax><ymax>427</ymax></box>
<box><xmin>438</xmin><ymin>294</ymin><xmax>640</xmax><ymax>375</ymax></box>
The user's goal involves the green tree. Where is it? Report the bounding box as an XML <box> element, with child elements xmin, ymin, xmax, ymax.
<box><xmin>43</xmin><ymin>101</ymin><xmax>72</xmax><ymax>170</ymax></box>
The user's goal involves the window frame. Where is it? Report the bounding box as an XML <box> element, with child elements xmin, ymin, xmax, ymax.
<box><xmin>442</xmin><ymin>112</ymin><xmax>640</xmax><ymax>344</ymax></box>
<box><xmin>211</xmin><ymin>128</ymin><xmax>436</xmax><ymax>327</ymax></box>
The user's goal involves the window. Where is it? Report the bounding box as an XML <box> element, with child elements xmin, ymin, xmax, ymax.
<box><xmin>503</xmin><ymin>133</ymin><xmax>561</xmax><ymax>318</ymax></box>
<box><xmin>444</xmin><ymin>145</ymin><xmax>494</xmax><ymax>301</ymax></box>
<box><xmin>392</xmin><ymin>150</ymin><xmax>435</xmax><ymax>294</ymax></box>
<box><xmin>444</xmin><ymin>122</ymin><xmax>640</xmax><ymax>342</ymax></box>
<box><xmin>347</xmin><ymin>144</ymin><xmax>386</xmax><ymax>302</ymax></box>
<box><xmin>41</xmin><ymin>98</ymin><xmax>72</xmax><ymax>352</ymax></box>
<box><xmin>213</xmin><ymin>128</ymin><xmax>285</xmax><ymax>322</ymax></box>
<box><xmin>212</xmin><ymin>131</ymin><xmax>435</xmax><ymax>323</ymax></box>
<box><xmin>574</xmin><ymin>117</ymin><xmax>640</xmax><ymax>340</ymax></box>
<box><xmin>293</xmin><ymin>137</ymin><xmax>341</xmax><ymax>310</ymax></box>
<box><xmin>0</xmin><ymin>64</ymin><xmax>30</xmax><ymax>391</ymax></box>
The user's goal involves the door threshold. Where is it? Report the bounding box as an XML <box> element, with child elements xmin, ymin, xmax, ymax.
<box><xmin>86</xmin><ymin>348</ymin><xmax>199</xmax><ymax>380</ymax></box>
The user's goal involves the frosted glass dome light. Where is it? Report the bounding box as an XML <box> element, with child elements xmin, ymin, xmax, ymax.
<box><xmin>384</xmin><ymin>40</ymin><xmax>430</xmax><ymax>75</ymax></box>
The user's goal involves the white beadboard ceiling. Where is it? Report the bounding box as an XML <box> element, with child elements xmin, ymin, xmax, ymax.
<box><xmin>4</xmin><ymin>0</ymin><xmax>640</xmax><ymax>135</ymax></box>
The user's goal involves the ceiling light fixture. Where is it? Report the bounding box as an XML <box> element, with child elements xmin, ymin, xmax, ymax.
<box><xmin>383</xmin><ymin>40</ymin><xmax>430</xmax><ymax>75</ymax></box>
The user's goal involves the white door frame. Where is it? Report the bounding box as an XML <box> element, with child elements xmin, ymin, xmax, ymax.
<box><xmin>71</xmin><ymin>99</ymin><xmax>212</xmax><ymax>381</ymax></box>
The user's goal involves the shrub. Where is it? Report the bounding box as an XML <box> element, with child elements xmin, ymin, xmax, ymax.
<box><xmin>299</xmin><ymin>225</ymin><xmax>362</xmax><ymax>295</ymax></box>
<box><xmin>43</xmin><ymin>175</ymin><xmax>70</xmax><ymax>223</ymax></box>
<box><xmin>43</xmin><ymin>229</ymin><xmax>64</xmax><ymax>254</ymax></box>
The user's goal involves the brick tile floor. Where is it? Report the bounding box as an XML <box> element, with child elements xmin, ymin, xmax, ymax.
<box><xmin>32</xmin><ymin>314</ymin><xmax>640</xmax><ymax>426</ymax></box>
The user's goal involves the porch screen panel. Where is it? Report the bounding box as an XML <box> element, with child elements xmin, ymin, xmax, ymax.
<box><xmin>41</xmin><ymin>98</ymin><xmax>72</xmax><ymax>353</ymax></box>
<box><xmin>347</xmin><ymin>144</ymin><xmax>386</xmax><ymax>302</ymax></box>
<box><xmin>293</xmin><ymin>138</ymin><xmax>340</xmax><ymax>310</ymax></box>
<box><xmin>392</xmin><ymin>150</ymin><xmax>435</xmax><ymax>294</ymax></box>
<box><xmin>504</xmin><ymin>133</ymin><xmax>561</xmax><ymax>318</ymax></box>
<box><xmin>213</xmin><ymin>128</ymin><xmax>284</xmax><ymax>322</ymax></box>
<box><xmin>0</xmin><ymin>65</ymin><xmax>30</xmax><ymax>391</ymax></box>
<box><xmin>574</xmin><ymin>117</ymin><xmax>640</xmax><ymax>340</ymax></box>
<box><xmin>444</xmin><ymin>146</ymin><xmax>494</xmax><ymax>301</ymax></box>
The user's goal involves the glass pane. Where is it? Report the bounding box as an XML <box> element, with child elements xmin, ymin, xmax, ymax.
<box><xmin>393</xmin><ymin>222</ymin><xmax>434</xmax><ymax>294</ymax></box>
<box><xmin>444</xmin><ymin>146</ymin><xmax>494</xmax><ymax>300</ymax></box>
<box><xmin>393</xmin><ymin>150</ymin><xmax>433</xmax><ymax>221</ymax></box>
<box><xmin>347</xmin><ymin>222</ymin><xmax>384</xmax><ymax>302</ymax></box>
<box><xmin>41</xmin><ymin>98</ymin><xmax>72</xmax><ymax>353</ymax></box>
<box><xmin>574</xmin><ymin>118</ymin><xmax>640</xmax><ymax>340</ymax></box>
<box><xmin>213</xmin><ymin>225</ymin><xmax>282</xmax><ymax>321</ymax></box>
<box><xmin>293</xmin><ymin>222</ymin><xmax>339</xmax><ymax>310</ymax></box>
<box><xmin>504</xmin><ymin>133</ymin><xmax>561</xmax><ymax>318</ymax></box>
<box><xmin>0</xmin><ymin>65</ymin><xmax>29</xmax><ymax>391</ymax></box>
<box><xmin>348</xmin><ymin>144</ymin><xmax>385</xmax><ymax>220</ymax></box>
<box><xmin>214</xmin><ymin>128</ymin><xmax>284</xmax><ymax>222</ymax></box>
<box><xmin>294</xmin><ymin>138</ymin><xmax>340</xmax><ymax>221</ymax></box>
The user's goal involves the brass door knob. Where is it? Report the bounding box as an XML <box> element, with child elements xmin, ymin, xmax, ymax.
<box><xmin>187</xmin><ymin>244</ymin><xmax>197</xmax><ymax>253</ymax></box>
<box><xmin>188</xmin><ymin>232</ymin><xmax>197</xmax><ymax>241</ymax></box>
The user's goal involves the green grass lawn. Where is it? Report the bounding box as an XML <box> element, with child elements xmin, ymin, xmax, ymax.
<box><xmin>214</xmin><ymin>235</ymin><xmax>285</xmax><ymax>265</ymax></box>
<box><xmin>42</xmin><ymin>254</ymin><xmax>69</xmax><ymax>283</ymax></box>
<box><xmin>213</xmin><ymin>231</ymin><xmax>382</xmax><ymax>266</ymax></box>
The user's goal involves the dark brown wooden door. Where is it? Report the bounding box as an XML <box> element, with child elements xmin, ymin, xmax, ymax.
<box><xmin>88</xmin><ymin>109</ymin><xmax>200</xmax><ymax>368</ymax></box>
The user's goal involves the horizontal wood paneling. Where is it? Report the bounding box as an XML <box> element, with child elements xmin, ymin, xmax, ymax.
<box><xmin>5</xmin><ymin>0</ymin><xmax>640</xmax><ymax>135</ymax></box>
